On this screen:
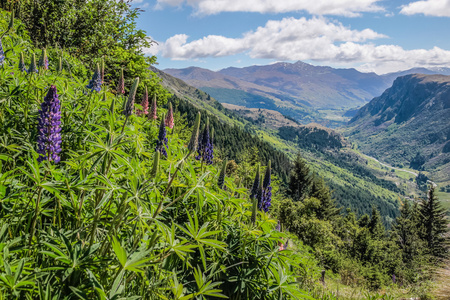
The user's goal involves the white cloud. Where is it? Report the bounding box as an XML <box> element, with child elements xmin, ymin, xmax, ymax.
<box><xmin>147</xmin><ymin>17</ymin><xmax>450</xmax><ymax>73</ymax></box>
<box><xmin>155</xmin><ymin>0</ymin><xmax>384</xmax><ymax>17</ymax></box>
<box><xmin>400</xmin><ymin>0</ymin><xmax>450</xmax><ymax>17</ymax></box>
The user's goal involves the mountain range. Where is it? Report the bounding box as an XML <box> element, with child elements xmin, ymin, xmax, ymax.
<box><xmin>345</xmin><ymin>74</ymin><xmax>450</xmax><ymax>184</ymax></box>
<box><xmin>164</xmin><ymin>61</ymin><xmax>450</xmax><ymax>125</ymax></box>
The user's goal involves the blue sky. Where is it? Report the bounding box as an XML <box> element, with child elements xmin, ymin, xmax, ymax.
<box><xmin>132</xmin><ymin>0</ymin><xmax>450</xmax><ymax>74</ymax></box>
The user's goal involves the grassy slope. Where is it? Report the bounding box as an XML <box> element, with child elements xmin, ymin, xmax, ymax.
<box><xmin>153</xmin><ymin>67</ymin><xmax>404</xmax><ymax>218</ymax></box>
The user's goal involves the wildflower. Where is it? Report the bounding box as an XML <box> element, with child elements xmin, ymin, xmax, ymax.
<box><xmin>28</xmin><ymin>53</ymin><xmax>38</xmax><ymax>74</ymax></box>
<box><xmin>86</xmin><ymin>63</ymin><xmax>102</xmax><ymax>92</ymax></box>
<box><xmin>150</xmin><ymin>94</ymin><xmax>157</xmax><ymax>120</ymax></box>
<box><xmin>0</xmin><ymin>39</ymin><xmax>4</xmax><ymax>66</ymax></box>
<box><xmin>19</xmin><ymin>52</ymin><xmax>27</xmax><ymax>72</ymax></box>
<box><xmin>101</xmin><ymin>58</ymin><xmax>105</xmax><ymax>83</ymax></box>
<box><xmin>58</xmin><ymin>57</ymin><xmax>63</xmax><ymax>72</ymax></box>
<box><xmin>151</xmin><ymin>150</ymin><xmax>160</xmax><ymax>177</ymax></box>
<box><xmin>250</xmin><ymin>164</ymin><xmax>260</xmax><ymax>199</ymax></box>
<box><xmin>218</xmin><ymin>159</ymin><xmax>227</xmax><ymax>189</ymax></box>
<box><xmin>187</xmin><ymin>112</ymin><xmax>201</xmax><ymax>153</ymax></box>
<box><xmin>155</xmin><ymin>115</ymin><xmax>168</xmax><ymax>157</ymax></box>
<box><xmin>165</xmin><ymin>102</ymin><xmax>174</xmax><ymax>129</ymax></box>
<box><xmin>196</xmin><ymin>118</ymin><xmax>213</xmax><ymax>165</ymax></box>
<box><xmin>38</xmin><ymin>49</ymin><xmax>49</xmax><ymax>70</ymax></box>
<box><xmin>137</xmin><ymin>86</ymin><xmax>149</xmax><ymax>116</ymax></box>
<box><xmin>275</xmin><ymin>221</ymin><xmax>281</xmax><ymax>231</ymax></box>
<box><xmin>37</xmin><ymin>85</ymin><xmax>62</xmax><ymax>163</ymax></box>
<box><xmin>123</xmin><ymin>77</ymin><xmax>139</xmax><ymax>117</ymax></box>
<box><xmin>117</xmin><ymin>68</ymin><xmax>125</xmax><ymax>94</ymax></box>
<box><xmin>259</xmin><ymin>161</ymin><xmax>272</xmax><ymax>213</ymax></box>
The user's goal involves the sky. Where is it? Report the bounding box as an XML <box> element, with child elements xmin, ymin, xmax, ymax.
<box><xmin>131</xmin><ymin>0</ymin><xmax>450</xmax><ymax>74</ymax></box>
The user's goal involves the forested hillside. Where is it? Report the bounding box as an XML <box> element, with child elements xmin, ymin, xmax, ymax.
<box><xmin>0</xmin><ymin>2</ymin><xmax>449</xmax><ymax>299</ymax></box>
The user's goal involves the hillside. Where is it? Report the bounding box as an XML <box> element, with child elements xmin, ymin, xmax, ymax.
<box><xmin>345</xmin><ymin>74</ymin><xmax>450</xmax><ymax>184</ymax></box>
<box><xmin>154</xmin><ymin>67</ymin><xmax>404</xmax><ymax>220</ymax></box>
<box><xmin>165</xmin><ymin>62</ymin><xmax>450</xmax><ymax>128</ymax></box>
<box><xmin>2</xmin><ymin>4</ymin><xmax>449</xmax><ymax>299</ymax></box>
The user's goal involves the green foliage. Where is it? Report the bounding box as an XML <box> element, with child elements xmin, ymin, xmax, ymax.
<box><xmin>0</xmin><ymin>11</ymin><xmax>317</xmax><ymax>298</ymax></box>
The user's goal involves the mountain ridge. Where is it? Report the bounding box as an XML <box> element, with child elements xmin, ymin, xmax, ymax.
<box><xmin>345</xmin><ymin>73</ymin><xmax>450</xmax><ymax>183</ymax></box>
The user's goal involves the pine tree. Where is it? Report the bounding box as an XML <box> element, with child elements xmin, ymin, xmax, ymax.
<box><xmin>419</xmin><ymin>185</ymin><xmax>449</xmax><ymax>259</ymax></box>
<box><xmin>393</xmin><ymin>200</ymin><xmax>425</xmax><ymax>265</ymax></box>
<box><xmin>368</xmin><ymin>207</ymin><xmax>385</xmax><ymax>239</ymax></box>
<box><xmin>288</xmin><ymin>152</ymin><xmax>312</xmax><ymax>201</ymax></box>
<box><xmin>310</xmin><ymin>173</ymin><xmax>339</xmax><ymax>220</ymax></box>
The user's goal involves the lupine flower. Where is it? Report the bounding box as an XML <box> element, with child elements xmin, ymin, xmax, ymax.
<box><xmin>101</xmin><ymin>58</ymin><xmax>105</xmax><ymax>83</ymax></box>
<box><xmin>155</xmin><ymin>115</ymin><xmax>168</xmax><ymax>157</ymax></box>
<box><xmin>188</xmin><ymin>112</ymin><xmax>201</xmax><ymax>153</ymax></box>
<box><xmin>196</xmin><ymin>118</ymin><xmax>213</xmax><ymax>165</ymax></box>
<box><xmin>38</xmin><ymin>49</ymin><xmax>49</xmax><ymax>70</ymax></box>
<box><xmin>86</xmin><ymin>63</ymin><xmax>102</xmax><ymax>92</ymax></box>
<box><xmin>137</xmin><ymin>86</ymin><xmax>149</xmax><ymax>116</ymax></box>
<box><xmin>150</xmin><ymin>94</ymin><xmax>157</xmax><ymax>120</ymax></box>
<box><xmin>117</xmin><ymin>69</ymin><xmax>125</xmax><ymax>94</ymax></box>
<box><xmin>28</xmin><ymin>53</ymin><xmax>38</xmax><ymax>74</ymax></box>
<box><xmin>0</xmin><ymin>39</ymin><xmax>4</xmax><ymax>66</ymax></box>
<box><xmin>256</xmin><ymin>175</ymin><xmax>264</xmax><ymax>212</ymax></box>
<box><xmin>151</xmin><ymin>150</ymin><xmax>160</xmax><ymax>177</ymax></box>
<box><xmin>165</xmin><ymin>102</ymin><xmax>174</xmax><ymax>129</ymax></box>
<box><xmin>218</xmin><ymin>159</ymin><xmax>227</xmax><ymax>189</ymax></box>
<box><xmin>58</xmin><ymin>57</ymin><xmax>63</xmax><ymax>72</ymax></box>
<box><xmin>259</xmin><ymin>161</ymin><xmax>272</xmax><ymax>213</ymax></box>
<box><xmin>275</xmin><ymin>221</ymin><xmax>281</xmax><ymax>231</ymax></box>
<box><xmin>392</xmin><ymin>274</ymin><xmax>396</xmax><ymax>284</ymax></box>
<box><xmin>19</xmin><ymin>52</ymin><xmax>27</xmax><ymax>72</ymax></box>
<box><xmin>37</xmin><ymin>86</ymin><xmax>62</xmax><ymax>163</ymax></box>
<box><xmin>124</xmin><ymin>77</ymin><xmax>139</xmax><ymax>117</ymax></box>
<box><xmin>250</xmin><ymin>164</ymin><xmax>260</xmax><ymax>199</ymax></box>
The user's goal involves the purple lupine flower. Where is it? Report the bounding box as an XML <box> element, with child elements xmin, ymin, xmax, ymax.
<box><xmin>19</xmin><ymin>52</ymin><xmax>27</xmax><ymax>72</ymax></box>
<box><xmin>155</xmin><ymin>115</ymin><xmax>168</xmax><ymax>157</ymax></box>
<box><xmin>250</xmin><ymin>164</ymin><xmax>260</xmax><ymax>199</ymax></box>
<box><xmin>392</xmin><ymin>274</ymin><xmax>396</xmax><ymax>284</ymax></box>
<box><xmin>117</xmin><ymin>69</ymin><xmax>125</xmax><ymax>94</ymax></box>
<box><xmin>259</xmin><ymin>161</ymin><xmax>272</xmax><ymax>213</ymax></box>
<box><xmin>28</xmin><ymin>53</ymin><xmax>38</xmax><ymax>74</ymax></box>
<box><xmin>86</xmin><ymin>64</ymin><xmax>102</xmax><ymax>92</ymax></box>
<box><xmin>137</xmin><ymin>86</ymin><xmax>148</xmax><ymax>116</ymax></box>
<box><xmin>37</xmin><ymin>86</ymin><xmax>62</xmax><ymax>163</ymax></box>
<box><xmin>38</xmin><ymin>49</ymin><xmax>49</xmax><ymax>70</ymax></box>
<box><xmin>0</xmin><ymin>39</ymin><xmax>5</xmax><ymax>66</ymax></box>
<box><xmin>275</xmin><ymin>221</ymin><xmax>281</xmax><ymax>231</ymax></box>
<box><xmin>165</xmin><ymin>102</ymin><xmax>174</xmax><ymax>129</ymax></box>
<box><xmin>195</xmin><ymin>119</ymin><xmax>213</xmax><ymax>165</ymax></box>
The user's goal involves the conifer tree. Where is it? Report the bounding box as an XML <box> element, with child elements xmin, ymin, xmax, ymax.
<box><xmin>393</xmin><ymin>200</ymin><xmax>425</xmax><ymax>265</ymax></box>
<box><xmin>288</xmin><ymin>152</ymin><xmax>312</xmax><ymax>201</ymax></box>
<box><xmin>368</xmin><ymin>207</ymin><xmax>385</xmax><ymax>239</ymax></box>
<box><xmin>419</xmin><ymin>185</ymin><xmax>449</xmax><ymax>259</ymax></box>
<box><xmin>310</xmin><ymin>173</ymin><xmax>339</xmax><ymax>220</ymax></box>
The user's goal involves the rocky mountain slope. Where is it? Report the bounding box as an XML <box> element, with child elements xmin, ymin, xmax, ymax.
<box><xmin>345</xmin><ymin>74</ymin><xmax>450</xmax><ymax>183</ymax></box>
<box><xmin>164</xmin><ymin>62</ymin><xmax>450</xmax><ymax>127</ymax></box>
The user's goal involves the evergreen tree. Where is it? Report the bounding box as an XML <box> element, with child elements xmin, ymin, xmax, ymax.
<box><xmin>368</xmin><ymin>207</ymin><xmax>385</xmax><ymax>239</ymax></box>
<box><xmin>288</xmin><ymin>152</ymin><xmax>312</xmax><ymax>201</ymax></box>
<box><xmin>393</xmin><ymin>200</ymin><xmax>424</xmax><ymax>265</ymax></box>
<box><xmin>310</xmin><ymin>173</ymin><xmax>340</xmax><ymax>220</ymax></box>
<box><xmin>419</xmin><ymin>186</ymin><xmax>449</xmax><ymax>259</ymax></box>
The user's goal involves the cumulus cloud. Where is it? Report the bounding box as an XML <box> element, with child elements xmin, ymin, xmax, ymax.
<box><xmin>147</xmin><ymin>17</ymin><xmax>450</xmax><ymax>73</ymax></box>
<box><xmin>400</xmin><ymin>0</ymin><xmax>450</xmax><ymax>17</ymax></box>
<box><xmin>155</xmin><ymin>0</ymin><xmax>384</xmax><ymax>17</ymax></box>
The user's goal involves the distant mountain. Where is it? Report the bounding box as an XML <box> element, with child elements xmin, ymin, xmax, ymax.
<box><xmin>165</xmin><ymin>62</ymin><xmax>389</xmax><ymax>110</ymax></box>
<box><xmin>164</xmin><ymin>62</ymin><xmax>450</xmax><ymax>126</ymax></box>
<box><xmin>345</xmin><ymin>74</ymin><xmax>450</xmax><ymax>183</ymax></box>
<box><xmin>152</xmin><ymin>66</ymin><xmax>405</xmax><ymax>218</ymax></box>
